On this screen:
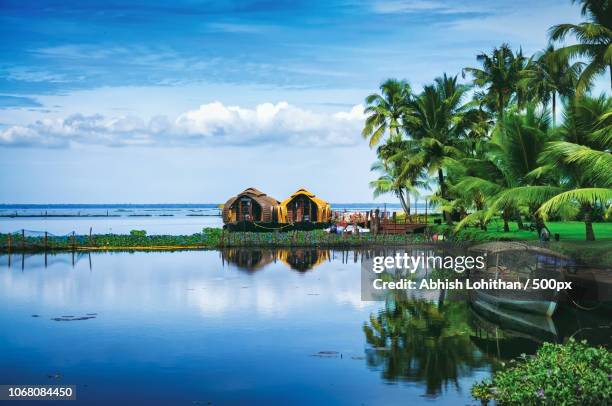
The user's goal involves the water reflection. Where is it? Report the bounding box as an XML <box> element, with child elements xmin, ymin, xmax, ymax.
<box><xmin>0</xmin><ymin>248</ymin><xmax>609</xmax><ymax>405</ymax></box>
<box><xmin>362</xmin><ymin>293</ymin><xmax>611</xmax><ymax>397</ymax></box>
<box><xmin>363</xmin><ymin>297</ymin><xmax>487</xmax><ymax>396</ymax></box>
<box><xmin>221</xmin><ymin>248</ymin><xmax>331</xmax><ymax>272</ymax></box>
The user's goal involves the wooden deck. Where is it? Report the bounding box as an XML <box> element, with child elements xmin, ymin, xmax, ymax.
<box><xmin>380</xmin><ymin>220</ymin><xmax>428</xmax><ymax>234</ymax></box>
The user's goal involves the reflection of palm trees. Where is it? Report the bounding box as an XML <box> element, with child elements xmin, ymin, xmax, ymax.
<box><xmin>363</xmin><ymin>298</ymin><xmax>486</xmax><ymax>396</ymax></box>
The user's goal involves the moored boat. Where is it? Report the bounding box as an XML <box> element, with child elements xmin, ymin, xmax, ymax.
<box><xmin>467</xmin><ymin>242</ymin><xmax>570</xmax><ymax>316</ymax></box>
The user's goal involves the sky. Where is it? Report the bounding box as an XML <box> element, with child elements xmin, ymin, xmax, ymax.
<box><xmin>0</xmin><ymin>0</ymin><xmax>589</xmax><ymax>203</ymax></box>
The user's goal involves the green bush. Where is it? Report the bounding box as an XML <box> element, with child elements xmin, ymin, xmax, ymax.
<box><xmin>471</xmin><ymin>339</ymin><xmax>612</xmax><ymax>405</ymax></box>
<box><xmin>129</xmin><ymin>230</ymin><xmax>147</xmax><ymax>237</ymax></box>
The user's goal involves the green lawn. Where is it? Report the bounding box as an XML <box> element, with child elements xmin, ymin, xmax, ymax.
<box><xmin>437</xmin><ymin>219</ymin><xmax>612</xmax><ymax>241</ymax></box>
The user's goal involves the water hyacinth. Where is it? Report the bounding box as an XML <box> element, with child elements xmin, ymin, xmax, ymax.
<box><xmin>471</xmin><ymin>339</ymin><xmax>612</xmax><ymax>405</ymax></box>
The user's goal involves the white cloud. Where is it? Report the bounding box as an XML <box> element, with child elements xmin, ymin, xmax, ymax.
<box><xmin>372</xmin><ymin>0</ymin><xmax>486</xmax><ymax>15</ymax></box>
<box><xmin>0</xmin><ymin>101</ymin><xmax>366</xmax><ymax>148</ymax></box>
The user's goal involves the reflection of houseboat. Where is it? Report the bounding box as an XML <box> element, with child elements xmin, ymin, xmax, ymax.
<box><xmin>221</xmin><ymin>248</ymin><xmax>278</xmax><ymax>271</ymax></box>
<box><xmin>468</xmin><ymin>242</ymin><xmax>570</xmax><ymax>317</ymax></box>
<box><xmin>278</xmin><ymin>249</ymin><xmax>329</xmax><ymax>272</ymax></box>
<box><xmin>221</xmin><ymin>248</ymin><xmax>329</xmax><ymax>272</ymax></box>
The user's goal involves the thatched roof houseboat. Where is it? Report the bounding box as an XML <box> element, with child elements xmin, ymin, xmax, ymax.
<box><xmin>280</xmin><ymin>188</ymin><xmax>331</xmax><ymax>223</ymax></box>
<box><xmin>222</xmin><ymin>187</ymin><xmax>281</xmax><ymax>224</ymax></box>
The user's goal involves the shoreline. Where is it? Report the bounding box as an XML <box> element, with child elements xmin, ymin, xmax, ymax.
<box><xmin>0</xmin><ymin>229</ymin><xmax>429</xmax><ymax>253</ymax></box>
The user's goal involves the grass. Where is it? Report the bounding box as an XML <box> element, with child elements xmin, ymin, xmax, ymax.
<box><xmin>433</xmin><ymin>219</ymin><xmax>612</xmax><ymax>242</ymax></box>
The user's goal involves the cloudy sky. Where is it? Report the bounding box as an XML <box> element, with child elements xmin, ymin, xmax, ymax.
<box><xmin>0</xmin><ymin>0</ymin><xmax>583</xmax><ymax>203</ymax></box>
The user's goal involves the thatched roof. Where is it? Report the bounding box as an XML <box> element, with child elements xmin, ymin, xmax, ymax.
<box><xmin>224</xmin><ymin>187</ymin><xmax>280</xmax><ymax>208</ymax></box>
<box><xmin>281</xmin><ymin>188</ymin><xmax>329</xmax><ymax>208</ymax></box>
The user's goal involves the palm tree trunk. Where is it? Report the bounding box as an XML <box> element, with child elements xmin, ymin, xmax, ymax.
<box><xmin>438</xmin><ymin>169</ymin><xmax>452</xmax><ymax>225</ymax></box>
<box><xmin>552</xmin><ymin>91</ymin><xmax>556</xmax><ymax>128</ymax></box>
<box><xmin>584</xmin><ymin>204</ymin><xmax>595</xmax><ymax>241</ymax></box>
<box><xmin>533</xmin><ymin>211</ymin><xmax>548</xmax><ymax>237</ymax></box>
<box><xmin>397</xmin><ymin>188</ymin><xmax>410</xmax><ymax>215</ymax></box>
<box><xmin>502</xmin><ymin>208</ymin><xmax>511</xmax><ymax>232</ymax></box>
<box><xmin>514</xmin><ymin>209</ymin><xmax>524</xmax><ymax>229</ymax></box>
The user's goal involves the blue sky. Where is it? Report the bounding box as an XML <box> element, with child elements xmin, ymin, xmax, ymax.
<box><xmin>0</xmin><ymin>0</ymin><xmax>587</xmax><ymax>203</ymax></box>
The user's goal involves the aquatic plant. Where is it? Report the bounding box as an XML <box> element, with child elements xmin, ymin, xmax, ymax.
<box><xmin>471</xmin><ymin>338</ymin><xmax>612</xmax><ymax>405</ymax></box>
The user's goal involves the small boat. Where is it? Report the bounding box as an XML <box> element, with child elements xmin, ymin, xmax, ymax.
<box><xmin>467</xmin><ymin>242</ymin><xmax>570</xmax><ymax>317</ymax></box>
<box><xmin>471</xmin><ymin>288</ymin><xmax>558</xmax><ymax>317</ymax></box>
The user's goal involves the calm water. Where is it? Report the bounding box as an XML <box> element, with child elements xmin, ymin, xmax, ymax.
<box><xmin>0</xmin><ymin>249</ymin><xmax>609</xmax><ymax>405</ymax></box>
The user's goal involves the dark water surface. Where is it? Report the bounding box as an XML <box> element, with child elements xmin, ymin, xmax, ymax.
<box><xmin>0</xmin><ymin>249</ymin><xmax>609</xmax><ymax>405</ymax></box>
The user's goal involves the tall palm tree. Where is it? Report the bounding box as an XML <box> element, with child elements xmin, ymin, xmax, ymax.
<box><xmin>549</xmin><ymin>0</ymin><xmax>612</xmax><ymax>93</ymax></box>
<box><xmin>371</xmin><ymin>139</ymin><xmax>431</xmax><ymax>215</ymax></box>
<box><xmin>523</xmin><ymin>45</ymin><xmax>583</xmax><ymax>126</ymax></box>
<box><xmin>401</xmin><ymin>74</ymin><xmax>471</xmax><ymax>224</ymax></box>
<box><xmin>362</xmin><ymin>79</ymin><xmax>412</xmax><ymax>147</ymax></box>
<box><xmin>463</xmin><ymin>44</ymin><xmax>528</xmax><ymax>120</ymax></box>
<box><xmin>369</xmin><ymin>159</ymin><xmax>413</xmax><ymax>215</ymax></box>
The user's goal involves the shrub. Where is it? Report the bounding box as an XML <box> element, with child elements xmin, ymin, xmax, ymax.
<box><xmin>471</xmin><ymin>339</ymin><xmax>612</xmax><ymax>405</ymax></box>
<box><xmin>129</xmin><ymin>230</ymin><xmax>147</xmax><ymax>237</ymax></box>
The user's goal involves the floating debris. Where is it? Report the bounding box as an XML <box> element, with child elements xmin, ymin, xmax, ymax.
<box><xmin>47</xmin><ymin>372</ymin><xmax>63</xmax><ymax>380</ymax></box>
<box><xmin>51</xmin><ymin>315</ymin><xmax>96</xmax><ymax>322</ymax></box>
<box><xmin>311</xmin><ymin>351</ymin><xmax>340</xmax><ymax>358</ymax></box>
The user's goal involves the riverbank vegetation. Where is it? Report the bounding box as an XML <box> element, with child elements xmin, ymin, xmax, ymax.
<box><xmin>363</xmin><ymin>0</ymin><xmax>611</xmax><ymax>241</ymax></box>
<box><xmin>0</xmin><ymin>228</ymin><xmax>423</xmax><ymax>252</ymax></box>
<box><xmin>471</xmin><ymin>339</ymin><xmax>612</xmax><ymax>405</ymax></box>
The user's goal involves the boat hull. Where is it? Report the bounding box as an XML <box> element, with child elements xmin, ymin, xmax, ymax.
<box><xmin>471</xmin><ymin>289</ymin><xmax>558</xmax><ymax>317</ymax></box>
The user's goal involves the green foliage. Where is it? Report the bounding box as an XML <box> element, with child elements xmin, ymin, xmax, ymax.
<box><xmin>0</xmin><ymin>228</ymin><xmax>428</xmax><ymax>252</ymax></box>
<box><xmin>471</xmin><ymin>339</ymin><xmax>612</xmax><ymax>405</ymax></box>
<box><xmin>549</xmin><ymin>0</ymin><xmax>612</xmax><ymax>94</ymax></box>
<box><xmin>129</xmin><ymin>230</ymin><xmax>147</xmax><ymax>237</ymax></box>
<box><xmin>361</xmin><ymin>0</ymin><xmax>612</xmax><ymax>242</ymax></box>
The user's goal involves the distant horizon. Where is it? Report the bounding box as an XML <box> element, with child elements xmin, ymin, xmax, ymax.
<box><xmin>0</xmin><ymin>202</ymin><xmax>411</xmax><ymax>207</ymax></box>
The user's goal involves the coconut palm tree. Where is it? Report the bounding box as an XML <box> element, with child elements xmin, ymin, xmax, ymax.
<box><xmin>369</xmin><ymin>159</ymin><xmax>413</xmax><ymax>215</ymax></box>
<box><xmin>401</xmin><ymin>74</ymin><xmax>471</xmax><ymax>224</ymax></box>
<box><xmin>549</xmin><ymin>0</ymin><xmax>612</xmax><ymax>93</ymax></box>
<box><xmin>463</xmin><ymin>44</ymin><xmax>528</xmax><ymax>120</ymax></box>
<box><xmin>537</xmin><ymin>95</ymin><xmax>612</xmax><ymax>240</ymax></box>
<box><xmin>460</xmin><ymin>105</ymin><xmax>562</xmax><ymax>235</ymax></box>
<box><xmin>371</xmin><ymin>139</ymin><xmax>432</xmax><ymax>215</ymax></box>
<box><xmin>362</xmin><ymin>79</ymin><xmax>413</xmax><ymax>147</ymax></box>
<box><xmin>523</xmin><ymin>45</ymin><xmax>583</xmax><ymax>126</ymax></box>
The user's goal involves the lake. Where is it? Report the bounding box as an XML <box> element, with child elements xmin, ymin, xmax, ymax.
<box><xmin>0</xmin><ymin>249</ymin><xmax>609</xmax><ymax>405</ymax></box>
